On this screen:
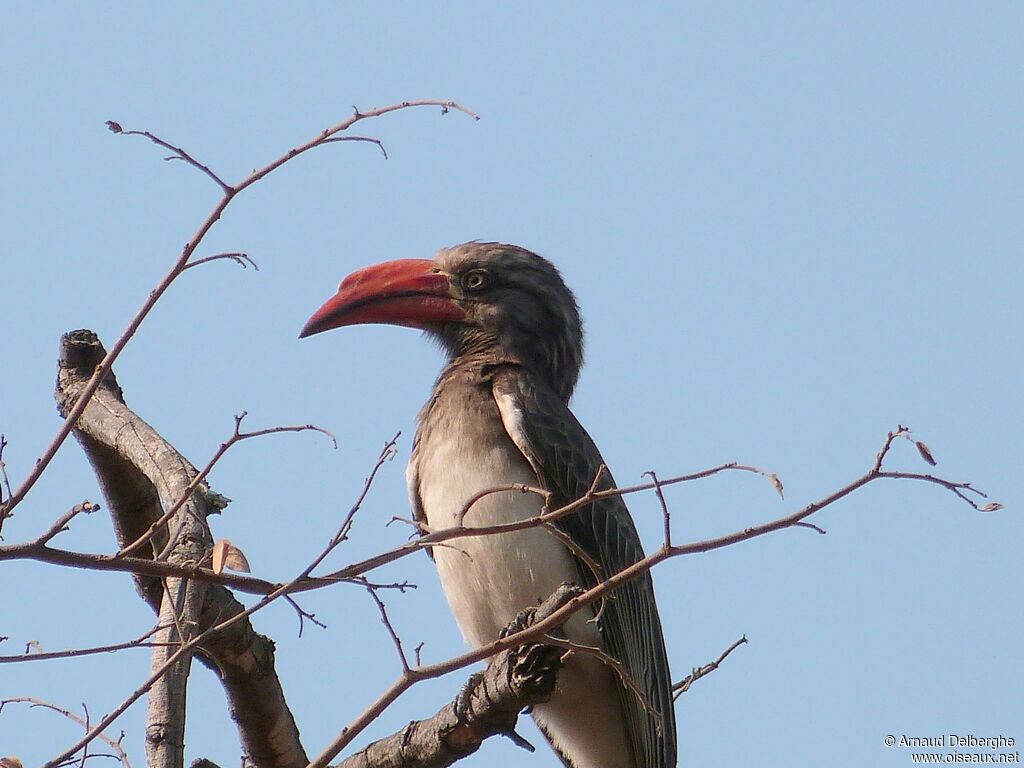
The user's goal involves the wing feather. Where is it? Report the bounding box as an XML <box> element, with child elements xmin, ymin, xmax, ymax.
<box><xmin>491</xmin><ymin>365</ymin><xmax>677</xmax><ymax>768</ymax></box>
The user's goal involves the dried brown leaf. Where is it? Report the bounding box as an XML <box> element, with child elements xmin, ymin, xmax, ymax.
<box><xmin>768</xmin><ymin>473</ymin><xmax>785</xmax><ymax>499</ymax></box>
<box><xmin>915</xmin><ymin>441</ymin><xmax>937</xmax><ymax>466</ymax></box>
<box><xmin>979</xmin><ymin>502</ymin><xmax>1003</xmax><ymax>513</ymax></box>
<box><xmin>212</xmin><ymin>538</ymin><xmax>230</xmax><ymax>575</ymax></box>
<box><xmin>223</xmin><ymin>543</ymin><xmax>251</xmax><ymax>573</ymax></box>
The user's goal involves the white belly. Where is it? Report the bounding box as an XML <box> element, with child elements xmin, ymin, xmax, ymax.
<box><xmin>417</xmin><ymin>432</ymin><xmax>580</xmax><ymax>645</ymax></box>
<box><xmin>413</xmin><ymin>432</ymin><xmax>633</xmax><ymax>767</ymax></box>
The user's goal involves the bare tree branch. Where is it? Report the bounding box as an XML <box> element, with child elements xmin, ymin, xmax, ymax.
<box><xmin>51</xmin><ymin>331</ymin><xmax>308</xmax><ymax>768</ymax></box>
<box><xmin>23</xmin><ymin>341</ymin><xmax>997</xmax><ymax>768</ymax></box>
<box><xmin>104</xmin><ymin>121</ymin><xmax>231</xmax><ymax>192</ymax></box>
<box><xmin>319</xmin><ymin>136</ymin><xmax>388</xmax><ymax>159</ymax></box>
<box><xmin>0</xmin><ymin>99</ymin><xmax>476</xmax><ymax>526</ymax></box>
<box><xmin>359</xmin><ymin>578</ymin><xmax>412</xmax><ymax>673</ymax></box>
<box><xmin>0</xmin><ymin>435</ymin><xmax>13</xmax><ymax>511</ymax></box>
<box><xmin>539</xmin><ymin>635</ymin><xmax>661</xmax><ymax>731</ymax></box>
<box><xmin>8</xmin><ymin>329</ymin><xmax>998</xmax><ymax>767</ymax></box>
<box><xmin>117</xmin><ymin>409</ymin><xmax>335</xmax><ymax>561</ymax></box>
<box><xmin>0</xmin><ymin>624</ymin><xmax>169</xmax><ymax>664</ymax></box>
<box><xmin>333</xmin><ymin>585</ymin><xmax>578</xmax><ymax>768</ymax></box>
<box><xmin>0</xmin><ymin>430</ymin><xmax>995</xmax><ymax>603</ymax></box>
<box><xmin>1</xmin><ymin>697</ymin><xmax>132</xmax><ymax>768</ymax></box>
<box><xmin>36</xmin><ymin>501</ymin><xmax>101</xmax><ymax>546</ymax></box>
<box><xmin>181</xmin><ymin>252</ymin><xmax>259</xmax><ymax>272</ymax></box>
<box><xmin>672</xmin><ymin>636</ymin><xmax>748</xmax><ymax>699</ymax></box>
<box><xmin>305</xmin><ymin>425</ymin><xmax>996</xmax><ymax>765</ymax></box>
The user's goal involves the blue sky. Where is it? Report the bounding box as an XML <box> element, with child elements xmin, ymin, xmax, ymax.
<box><xmin>1</xmin><ymin>3</ymin><xmax>1020</xmax><ymax>767</ymax></box>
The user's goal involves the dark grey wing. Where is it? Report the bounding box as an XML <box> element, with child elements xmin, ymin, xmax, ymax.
<box><xmin>491</xmin><ymin>365</ymin><xmax>677</xmax><ymax>768</ymax></box>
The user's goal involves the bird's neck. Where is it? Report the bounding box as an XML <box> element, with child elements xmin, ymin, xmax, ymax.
<box><xmin>438</xmin><ymin>331</ymin><xmax>579</xmax><ymax>403</ymax></box>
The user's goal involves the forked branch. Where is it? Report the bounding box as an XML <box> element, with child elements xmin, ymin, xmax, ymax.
<box><xmin>0</xmin><ymin>99</ymin><xmax>476</xmax><ymax>526</ymax></box>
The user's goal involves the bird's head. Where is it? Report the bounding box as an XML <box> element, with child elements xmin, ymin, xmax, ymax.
<box><xmin>300</xmin><ymin>242</ymin><xmax>584</xmax><ymax>400</ymax></box>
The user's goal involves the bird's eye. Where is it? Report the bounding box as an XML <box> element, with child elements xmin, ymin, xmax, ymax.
<box><xmin>461</xmin><ymin>270</ymin><xmax>489</xmax><ymax>291</ymax></box>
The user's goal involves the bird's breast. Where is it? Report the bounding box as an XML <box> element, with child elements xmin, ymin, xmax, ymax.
<box><xmin>412</xmin><ymin>405</ymin><xmax>590</xmax><ymax>648</ymax></box>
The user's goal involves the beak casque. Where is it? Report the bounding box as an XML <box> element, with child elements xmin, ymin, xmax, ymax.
<box><xmin>299</xmin><ymin>258</ymin><xmax>467</xmax><ymax>338</ymax></box>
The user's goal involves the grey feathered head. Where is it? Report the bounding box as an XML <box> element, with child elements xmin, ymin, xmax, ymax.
<box><xmin>433</xmin><ymin>242</ymin><xmax>584</xmax><ymax>400</ymax></box>
<box><xmin>299</xmin><ymin>241</ymin><xmax>585</xmax><ymax>400</ymax></box>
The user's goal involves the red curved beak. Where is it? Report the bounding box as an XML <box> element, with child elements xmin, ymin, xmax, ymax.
<box><xmin>299</xmin><ymin>259</ymin><xmax>467</xmax><ymax>338</ymax></box>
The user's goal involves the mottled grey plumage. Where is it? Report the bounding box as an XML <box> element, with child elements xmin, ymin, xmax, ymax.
<box><xmin>301</xmin><ymin>242</ymin><xmax>676</xmax><ymax>767</ymax></box>
<box><xmin>489</xmin><ymin>365</ymin><xmax>677</xmax><ymax>768</ymax></box>
<box><xmin>408</xmin><ymin>243</ymin><xmax>677</xmax><ymax>768</ymax></box>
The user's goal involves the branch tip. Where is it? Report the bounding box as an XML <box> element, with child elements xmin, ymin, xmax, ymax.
<box><xmin>183</xmin><ymin>253</ymin><xmax>259</xmax><ymax>272</ymax></box>
<box><xmin>672</xmin><ymin>635</ymin><xmax>748</xmax><ymax>699</ymax></box>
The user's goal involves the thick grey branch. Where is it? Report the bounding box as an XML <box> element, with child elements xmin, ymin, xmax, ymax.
<box><xmin>335</xmin><ymin>586</ymin><xmax>579</xmax><ymax>768</ymax></box>
<box><xmin>54</xmin><ymin>330</ymin><xmax>306</xmax><ymax>768</ymax></box>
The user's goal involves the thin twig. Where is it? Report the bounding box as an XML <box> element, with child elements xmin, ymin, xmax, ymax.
<box><xmin>319</xmin><ymin>136</ymin><xmax>388</xmax><ymax>159</ymax></box>
<box><xmin>791</xmin><ymin>521</ymin><xmax>827</xmax><ymax>535</ymax></box>
<box><xmin>672</xmin><ymin>636</ymin><xmax>748</xmax><ymax>699</ymax></box>
<box><xmin>0</xmin><ymin>435</ymin><xmax>12</xmax><ymax>513</ymax></box>
<box><xmin>328</xmin><ymin>464</ymin><xmax>782</xmax><ymax>580</ymax></box>
<box><xmin>0</xmin><ymin>624</ymin><xmax>169</xmax><ymax>664</ymax></box>
<box><xmin>1</xmin><ymin>698</ymin><xmax>132</xmax><ymax>768</ymax></box>
<box><xmin>2</xmin><ymin>434</ymin><xmax>996</xmax><ymax>599</ymax></box>
<box><xmin>231</xmin><ymin>100</ymin><xmax>479</xmax><ymax>199</ymax></box>
<box><xmin>358</xmin><ymin>577</ymin><xmax>410</xmax><ymax>673</ymax></box>
<box><xmin>874</xmin><ymin>425</ymin><xmax>910</xmax><ymax>473</ymax></box>
<box><xmin>43</xmin><ymin>430</ymin><xmax>416</xmax><ymax>765</ymax></box>
<box><xmin>541</xmin><ymin>523</ymin><xmax>608</xmax><ymax>622</ymax></box>
<box><xmin>284</xmin><ymin>595</ymin><xmax>327</xmax><ymax>637</ymax></box>
<box><xmin>104</xmin><ymin>122</ymin><xmax>231</xmax><ymax>192</ymax></box>
<box><xmin>540</xmin><ymin>635</ymin><xmax>662</xmax><ymax>730</ymax></box>
<box><xmin>455</xmin><ymin>482</ymin><xmax>550</xmax><ymax>525</ymax></box>
<box><xmin>77</xmin><ymin>702</ymin><xmax>91</xmax><ymax>768</ymax></box>
<box><xmin>333</xmin><ymin>433</ymin><xmax>399</xmax><ymax>545</ymax></box>
<box><xmin>182</xmin><ymin>253</ymin><xmax>259</xmax><ymax>271</ymax></box>
<box><xmin>0</xmin><ymin>99</ymin><xmax>475</xmax><ymax>522</ymax></box>
<box><xmin>305</xmin><ymin>426</ymin><xmax>999</xmax><ymax>766</ymax></box>
<box><xmin>117</xmin><ymin>412</ymin><xmax>335</xmax><ymax>560</ymax></box>
<box><xmin>644</xmin><ymin>471</ymin><xmax>672</xmax><ymax>547</ymax></box>
<box><xmin>876</xmin><ymin>471</ymin><xmax>992</xmax><ymax>510</ymax></box>
<box><xmin>542</xmin><ymin>523</ymin><xmax>604</xmax><ymax>585</ymax></box>
<box><xmin>36</xmin><ymin>501</ymin><xmax>100</xmax><ymax>545</ymax></box>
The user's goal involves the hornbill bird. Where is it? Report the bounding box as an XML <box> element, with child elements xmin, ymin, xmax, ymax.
<box><xmin>300</xmin><ymin>242</ymin><xmax>676</xmax><ymax>768</ymax></box>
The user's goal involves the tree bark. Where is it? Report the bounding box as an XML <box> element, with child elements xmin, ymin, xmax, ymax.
<box><xmin>56</xmin><ymin>330</ymin><xmax>308</xmax><ymax>768</ymax></box>
<box><xmin>54</xmin><ymin>329</ymin><xmax>576</xmax><ymax>768</ymax></box>
<box><xmin>336</xmin><ymin>586</ymin><xmax>577</xmax><ymax>768</ymax></box>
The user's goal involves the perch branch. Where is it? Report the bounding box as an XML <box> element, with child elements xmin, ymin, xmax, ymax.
<box><xmin>332</xmin><ymin>586</ymin><xmax>577</xmax><ymax>768</ymax></box>
<box><xmin>306</xmin><ymin>426</ymin><xmax>997</xmax><ymax>765</ymax></box>
<box><xmin>0</xmin><ymin>434</ymin><xmax>995</xmax><ymax>602</ymax></box>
